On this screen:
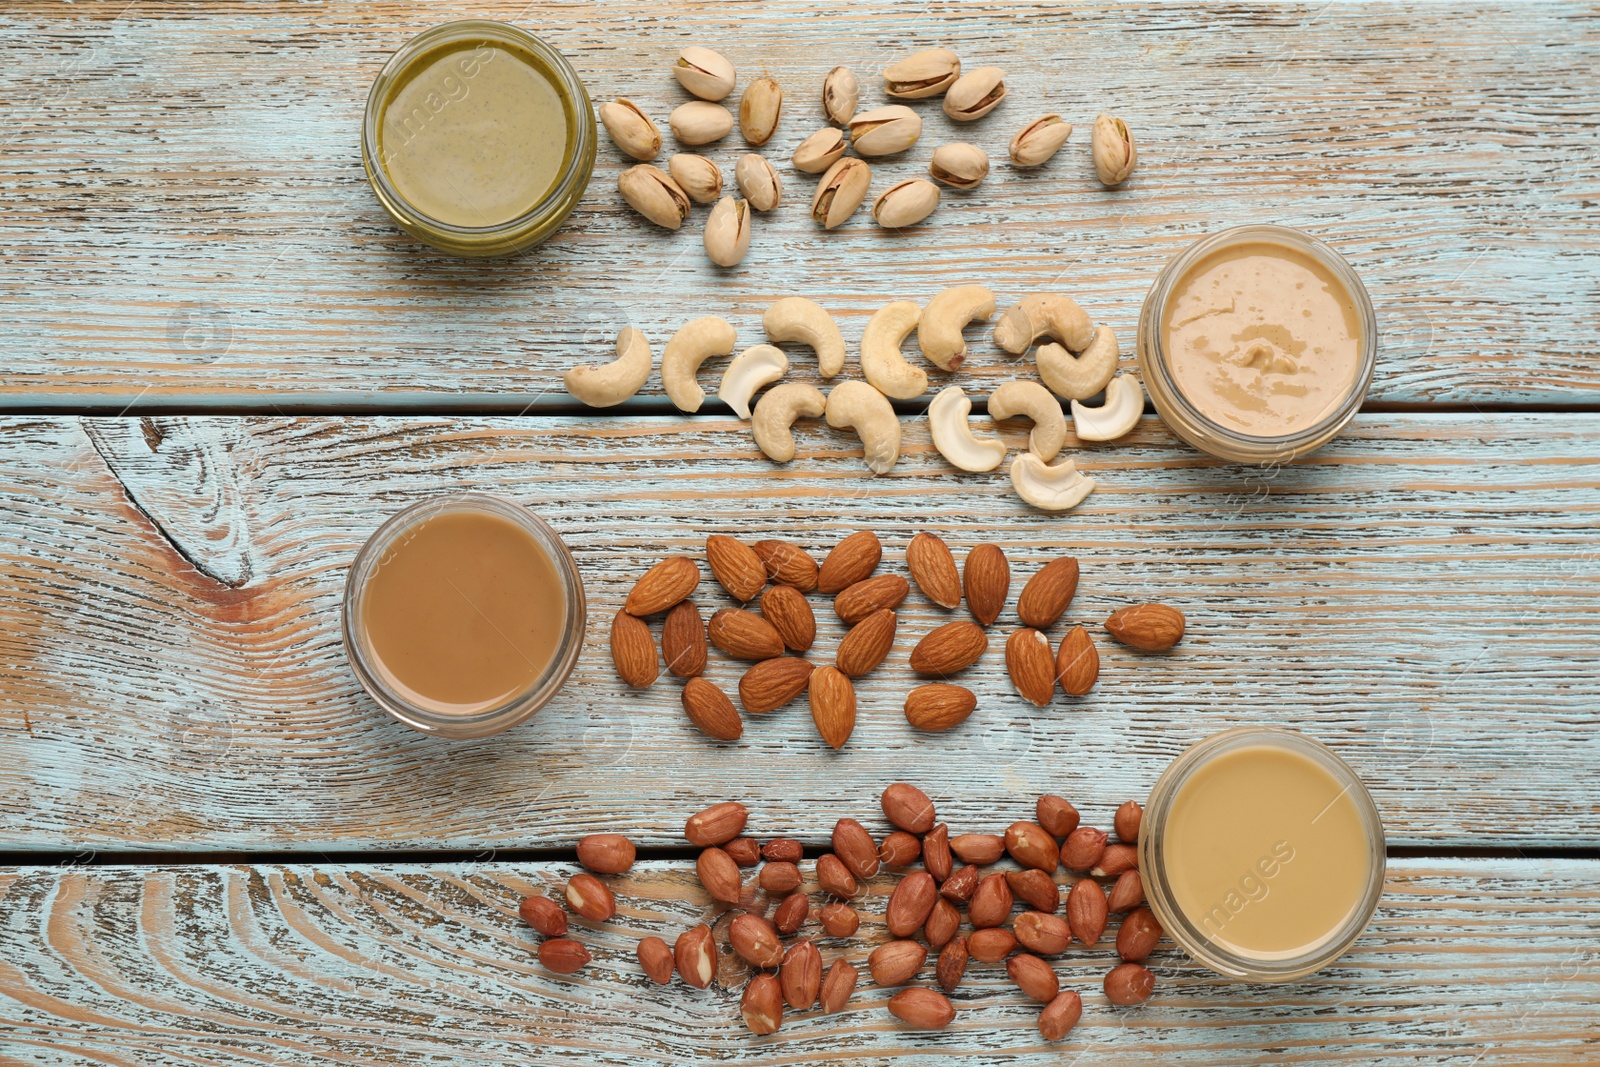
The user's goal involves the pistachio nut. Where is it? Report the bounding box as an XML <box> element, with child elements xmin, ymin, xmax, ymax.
<box><xmin>1092</xmin><ymin>113</ymin><xmax>1137</xmax><ymax>186</ymax></box>
<box><xmin>670</xmin><ymin>101</ymin><xmax>734</xmax><ymax>146</ymax></box>
<box><xmin>704</xmin><ymin>196</ymin><xmax>752</xmax><ymax>267</ymax></box>
<box><xmin>810</xmin><ymin>157</ymin><xmax>872</xmax><ymax>229</ymax></box>
<box><xmin>618</xmin><ymin>164</ymin><xmax>691</xmax><ymax>230</ymax></box>
<box><xmin>735</xmin><ymin>153</ymin><xmax>782</xmax><ymax>211</ymax></box>
<box><xmin>848</xmin><ymin>104</ymin><xmax>922</xmax><ymax>157</ymax></box>
<box><xmin>871</xmin><ymin>178</ymin><xmax>940</xmax><ymax>229</ymax></box>
<box><xmin>929</xmin><ymin>142</ymin><xmax>989</xmax><ymax>189</ymax></box>
<box><xmin>792</xmin><ymin>126</ymin><xmax>848</xmax><ymax>174</ymax></box>
<box><xmin>1009</xmin><ymin>114</ymin><xmax>1073</xmax><ymax>167</ymax></box>
<box><xmin>668</xmin><ymin>153</ymin><xmax>724</xmax><ymax>204</ymax></box>
<box><xmin>599</xmin><ymin>98</ymin><xmax>661</xmax><ymax>162</ymax></box>
<box><xmin>673</xmin><ymin>46</ymin><xmax>736</xmax><ymax>102</ymax></box>
<box><xmin>822</xmin><ymin>66</ymin><xmax>859</xmax><ymax>126</ymax></box>
<box><xmin>883</xmin><ymin>48</ymin><xmax>961</xmax><ymax>99</ymax></box>
<box><xmin>739</xmin><ymin>76</ymin><xmax>783</xmax><ymax>146</ymax></box>
<box><xmin>943</xmin><ymin>66</ymin><xmax>1007</xmax><ymax>121</ymax></box>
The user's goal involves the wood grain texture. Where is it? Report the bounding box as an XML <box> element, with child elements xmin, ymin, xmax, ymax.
<box><xmin>0</xmin><ymin>1</ymin><xmax>1596</xmax><ymax>408</ymax></box>
<box><xmin>0</xmin><ymin>858</ymin><xmax>1594</xmax><ymax>1065</ymax></box>
<box><xmin>0</xmin><ymin>414</ymin><xmax>1596</xmax><ymax>851</ymax></box>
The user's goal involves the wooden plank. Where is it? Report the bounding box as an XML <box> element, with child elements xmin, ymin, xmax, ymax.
<box><xmin>0</xmin><ymin>858</ymin><xmax>1593</xmax><ymax>1064</ymax></box>
<box><xmin>0</xmin><ymin>413</ymin><xmax>1596</xmax><ymax>851</ymax></box>
<box><xmin>0</xmin><ymin>2</ymin><xmax>1596</xmax><ymax>407</ymax></box>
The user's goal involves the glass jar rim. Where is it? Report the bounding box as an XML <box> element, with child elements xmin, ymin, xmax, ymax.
<box><xmin>341</xmin><ymin>493</ymin><xmax>586</xmax><ymax>739</ymax></box>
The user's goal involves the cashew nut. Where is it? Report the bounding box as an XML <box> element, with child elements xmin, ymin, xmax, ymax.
<box><xmin>563</xmin><ymin>327</ymin><xmax>652</xmax><ymax>408</ymax></box>
<box><xmin>751</xmin><ymin>382</ymin><xmax>826</xmax><ymax>462</ymax></box>
<box><xmin>717</xmin><ymin>344</ymin><xmax>789</xmax><ymax>420</ymax></box>
<box><xmin>1071</xmin><ymin>374</ymin><xmax>1144</xmax><ymax>442</ymax></box>
<box><xmin>928</xmin><ymin>386</ymin><xmax>1006</xmax><ymax>472</ymax></box>
<box><xmin>762</xmin><ymin>297</ymin><xmax>846</xmax><ymax>379</ymax></box>
<box><xmin>860</xmin><ymin>300</ymin><xmax>928</xmax><ymax>399</ymax></box>
<box><xmin>1038</xmin><ymin>324</ymin><xmax>1119</xmax><ymax>401</ymax></box>
<box><xmin>661</xmin><ymin>316</ymin><xmax>736</xmax><ymax>413</ymax></box>
<box><xmin>918</xmin><ymin>285</ymin><xmax>995</xmax><ymax>371</ymax></box>
<box><xmin>825</xmin><ymin>380</ymin><xmax>901</xmax><ymax>474</ymax></box>
<box><xmin>994</xmin><ymin>293</ymin><xmax>1094</xmax><ymax>355</ymax></box>
<box><xmin>987</xmin><ymin>379</ymin><xmax>1066</xmax><ymax>462</ymax></box>
<box><xmin>1010</xmin><ymin>452</ymin><xmax>1096</xmax><ymax>512</ymax></box>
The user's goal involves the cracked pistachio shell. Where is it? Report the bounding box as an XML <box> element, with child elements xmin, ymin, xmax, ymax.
<box><xmin>1092</xmin><ymin>113</ymin><xmax>1137</xmax><ymax>186</ymax></box>
<box><xmin>848</xmin><ymin>104</ymin><xmax>922</xmax><ymax>157</ymax></box>
<box><xmin>792</xmin><ymin>127</ymin><xmax>848</xmax><ymax>174</ymax></box>
<box><xmin>668</xmin><ymin>153</ymin><xmax>724</xmax><ymax>204</ymax></box>
<box><xmin>618</xmin><ymin>164</ymin><xmax>691</xmax><ymax>230</ymax></box>
<box><xmin>704</xmin><ymin>196</ymin><xmax>752</xmax><ymax>267</ymax></box>
<box><xmin>1009</xmin><ymin>114</ymin><xmax>1073</xmax><ymax>167</ymax></box>
<box><xmin>739</xmin><ymin>77</ymin><xmax>783</xmax><ymax>145</ymax></box>
<box><xmin>673</xmin><ymin>46</ymin><xmax>736</xmax><ymax>101</ymax></box>
<box><xmin>822</xmin><ymin>66</ymin><xmax>859</xmax><ymax>126</ymax></box>
<box><xmin>599</xmin><ymin>98</ymin><xmax>661</xmax><ymax>161</ymax></box>
<box><xmin>810</xmin><ymin>157</ymin><xmax>872</xmax><ymax>229</ymax></box>
<box><xmin>735</xmin><ymin>153</ymin><xmax>782</xmax><ymax>211</ymax></box>
<box><xmin>883</xmin><ymin>48</ymin><xmax>961</xmax><ymax>99</ymax></box>
<box><xmin>872</xmin><ymin>178</ymin><xmax>940</xmax><ymax>229</ymax></box>
<box><xmin>929</xmin><ymin>142</ymin><xmax>989</xmax><ymax>189</ymax></box>
<box><xmin>943</xmin><ymin>66</ymin><xmax>1007</xmax><ymax>121</ymax></box>
<box><xmin>670</xmin><ymin>101</ymin><xmax>734</xmax><ymax>145</ymax></box>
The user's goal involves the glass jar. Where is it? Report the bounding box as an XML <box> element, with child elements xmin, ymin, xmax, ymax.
<box><xmin>1138</xmin><ymin>727</ymin><xmax>1386</xmax><ymax>981</ymax></box>
<box><xmin>1137</xmin><ymin>224</ymin><xmax>1378</xmax><ymax>464</ymax></box>
<box><xmin>361</xmin><ymin>21</ymin><xmax>596</xmax><ymax>257</ymax></box>
<box><xmin>342</xmin><ymin>493</ymin><xmax>586</xmax><ymax>739</ymax></box>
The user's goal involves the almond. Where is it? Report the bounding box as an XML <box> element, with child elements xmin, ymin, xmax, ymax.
<box><xmin>1014</xmin><ymin>909</ymin><xmax>1072</xmax><ymax>955</ymax></box>
<box><xmin>762</xmin><ymin>838</ymin><xmax>803</xmax><ymax>863</ymax></box>
<box><xmin>1117</xmin><ymin>906</ymin><xmax>1162</xmax><ymax>962</ymax></box>
<box><xmin>1092</xmin><ymin>843</ymin><xmax>1139</xmax><ymax>879</ymax></box>
<box><xmin>949</xmin><ymin>833</ymin><xmax>1005</xmax><ymax>865</ymax></box>
<box><xmin>963</xmin><ymin>543</ymin><xmax>1009</xmax><ymax>626</ymax></box>
<box><xmin>662</xmin><ymin>600</ymin><xmax>707</xmax><ymax>677</ymax></box>
<box><xmin>1108</xmin><ymin>869</ymin><xmax>1145</xmax><ymax>913</ymax></box>
<box><xmin>1055</xmin><ymin>624</ymin><xmax>1099</xmax><ymax>696</ymax></box>
<box><xmin>1060</xmin><ymin>826</ymin><xmax>1107</xmax><ymax>871</ymax></box>
<box><xmin>939</xmin><ymin>864</ymin><xmax>979</xmax><ymax>904</ymax></box>
<box><xmin>697</xmin><ymin>846</ymin><xmax>743</xmax><ymax>904</ymax></box>
<box><xmin>969</xmin><ymin>872</ymin><xmax>1014</xmax><ymax>929</ymax></box>
<box><xmin>819</xmin><ymin>958</ymin><xmax>858</xmax><ymax>1013</ymax></box>
<box><xmin>868</xmin><ymin>940</ymin><xmax>927</xmax><ymax>986</ymax></box>
<box><xmin>708</xmin><ymin>608</ymin><xmax>785</xmax><ymax>660</ymax></box>
<box><xmin>565</xmin><ymin>872</ymin><xmax>616</xmax><ymax>922</ymax></box>
<box><xmin>885</xmin><ymin>870</ymin><xmax>938</xmax><ymax>937</ymax></box>
<box><xmin>738</xmin><ymin>656</ymin><xmax>815</xmax><ymax>713</ymax></box>
<box><xmin>906</xmin><ymin>531</ymin><xmax>962</xmax><ymax>609</ymax></box>
<box><xmin>759</xmin><ymin>860</ymin><xmax>803</xmax><ymax>894</ymax></box>
<box><xmin>1105</xmin><ymin>602</ymin><xmax>1185</xmax><ymax>650</ymax></box>
<box><xmin>1115</xmin><ymin>800</ymin><xmax>1144</xmax><ymax>843</ymax></box>
<box><xmin>818</xmin><ymin>529</ymin><xmax>882</xmax><ymax>593</ymax></box>
<box><xmin>923</xmin><ymin>823</ymin><xmax>953</xmax><ymax>881</ymax></box>
<box><xmin>834</xmin><ymin>573</ymin><xmax>910</xmax><ymax>623</ymax></box>
<box><xmin>682</xmin><ymin>676</ymin><xmax>743</xmax><ymax>741</ymax></box>
<box><xmin>1017</xmin><ymin>556</ymin><xmax>1080</xmax><ymax>629</ymax></box>
<box><xmin>781</xmin><ymin>939</ymin><xmax>823</xmax><ymax>1009</ymax></box>
<box><xmin>1006</xmin><ymin>628</ymin><xmax>1056</xmax><ymax>706</ymax></box>
<box><xmin>675</xmin><ymin>924</ymin><xmax>717</xmax><ymax>988</ymax></box>
<box><xmin>773</xmin><ymin>890</ymin><xmax>810</xmax><ymax>935</ymax></box>
<box><xmin>685</xmin><ymin>801</ymin><xmax>748</xmax><ymax>846</ymax></box>
<box><xmin>726</xmin><ymin>836</ymin><xmax>761</xmax><ymax>867</ymax></box>
<box><xmin>609</xmin><ymin>609</ymin><xmax>659</xmax><ymax>687</ymax></box>
<box><xmin>903</xmin><ymin>683</ymin><xmax>977</xmax><ymax>731</ymax></box>
<box><xmin>753</xmin><ymin>539</ymin><xmax>819</xmax><ymax>590</ymax></box>
<box><xmin>923</xmin><ymin>895</ymin><xmax>960</xmax><ymax>949</ymax></box>
<box><xmin>819</xmin><ymin>900</ymin><xmax>859</xmax><ymax>936</ymax></box>
<box><xmin>966</xmin><ymin>927</ymin><xmax>1017</xmax><ymax>963</ymax></box>
<box><xmin>831</xmin><ymin>817</ymin><xmax>880</xmax><ymax>879</ymax></box>
<box><xmin>887</xmin><ymin>987</ymin><xmax>954</xmax><ymax>1029</ymax></box>
<box><xmin>1036</xmin><ymin>794</ymin><xmax>1081</xmax><ymax>838</ymax></box>
<box><xmin>909</xmin><ymin>621</ymin><xmax>988</xmax><ymax>675</ymax></box>
<box><xmin>706</xmin><ymin>533</ymin><xmax>766</xmax><ymax>601</ymax></box>
<box><xmin>936</xmin><ymin>936</ymin><xmax>968</xmax><ymax>992</ymax></box>
<box><xmin>577</xmin><ymin>833</ymin><xmax>636</xmax><ymax>875</ymax></box>
<box><xmin>879</xmin><ymin>830</ymin><xmax>922</xmax><ymax>867</ymax></box>
<box><xmin>1005</xmin><ymin>868</ymin><xmax>1061</xmax><ymax>913</ymax></box>
<box><xmin>1104</xmin><ymin>962</ymin><xmax>1155</xmax><ymax>1005</ymax></box>
<box><xmin>1067</xmin><ymin>878</ymin><xmax>1108</xmax><ymax>947</ymax></box>
<box><xmin>880</xmin><ymin>782</ymin><xmax>937</xmax><ymax>834</ymax></box>
<box><xmin>1039</xmin><ymin>990</ymin><xmax>1083</xmax><ymax>1041</ymax></box>
<box><xmin>760</xmin><ymin>583</ymin><xmax>816</xmax><ymax>652</ymax></box>
<box><xmin>538</xmin><ymin>938</ymin><xmax>591</xmax><ymax>974</ymax></box>
<box><xmin>1007</xmin><ymin>953</ymin><xmax>1060</xmax><ymax>1003</ymax></box>
<box><xmin>730</xmin><ymin>912</ymin><xmax>784</xmax><ymax>968</ymax></box>
<box><xmin>741</xmin><ymin>972</ymin><xmax>784</xmax><ymax>1034</ymax></box>
<box><xmin>809</xmin><ymin>666</ymin><xmax>857</xmax><ymax>749</ymax></box>
<box><xmin>518</xmin><ymin>894</ymin><xmax>567</xmax><ymax>936</ymax></box>
<box><xmin>1005</xmin><ymin>821</ymin><xmax>1059</xmax><ymax>873</ymax></box>
<box><xmin>625</xmin><ymin>555</ymin><xmax>700</xmax><ymax>615</ymax></box>
<box><xmin>637</xmin><ymin>936</ymin><xmax>674</xmax><ymax>983</ymax></box>
<box><xmin>836</xmin><ymin>607</ymin><xmax>897</xmax><ymax>677</ymax></box>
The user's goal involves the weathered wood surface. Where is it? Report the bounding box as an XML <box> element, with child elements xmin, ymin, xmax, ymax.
<box><xmin>0</xmin><ymin>858</ymin><xmax>1594</xmax><ymax>1065</ymax></box>
<box><xmin>1</xmin><ymin>1</ymin><xmax>1596</xmax><ymax>408</ymax></box>
<box><xmin>1</xmin><ymin>413</ymin><xmax>1595</xmax><ymax>852</ymax></box>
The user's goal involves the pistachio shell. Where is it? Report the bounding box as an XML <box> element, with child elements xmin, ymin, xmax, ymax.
<box><xmin>668</xmin><ymin>153</ymin><xmax>724</xmax><ymax>204</ymax></box>
<box><xmin>822</xmin><ymin>66</ymin><xmax>859</xmax><ymax>126</ymax></box>
<box><xmin>848</xmin><ymin>104</ymin><xmax>922</xmax><ymax>157</ymax></box>
<box><xmin>872</xmin><ymin>178</ymin><xmax>940</xmax><ymax>229</ymax></box>
<box><xmin>735</xmin><ymin>153</ymin><xmax>782</xmax><ymax>211</ymax></box>
<box><xmin>674</xmin><ymin>46</ymin><xmax>736</xmax><ymax>101</ymax></box>
<box><xmin>883</xmin><ymin>48</ymin><xmax>961</xmax><ymax>99</ymax></box>
<box><xmin>739</xmin><ymin>77</ymin><xmax>783</xmax><ymax>146</ymax></box>
<box><xmin>704</xmin><ymin>196</ymin><xmax>752</xmax><ymax>267</ymax></box>
<box><xmin>1009</xmin><ymin>115</ymin><xmax>1073</xmax><ymax>167</ymax></box>
<box><xmin>929</xmin><ymin>142</ymin><xmax>989</xmax><ymax>189</ymax></box>
<box><xmin>599</xmin><ymin>98</ymin><xmax>661</xmax><ymax>161</ymax></box>
<box><xmin>1092</xmin><ymin>113</ymin><xmax>1137</xmax><ymax>186</ymax></box>
<box><xmin>618</xmin><ymin>164</ymin><xmax>690</xmax><ymax>230</ymax></box>
<box><xmin>810</xmin><ymin>157</ymin><xmax>872</xmax><ymax>229</ymax></box>
<box><xmin>792</xmin><ymin>127</ymin><xmax>848</xmax><ymax>174</ymax></box>
<box><xmin>670</xmin><ymin>101</ymin><xmax>734</xmax><ymax>146</ymax></box>
<box><xmin>943</xmin><ymin>66</ymin><xmax>1007</xmax><ymax>121</ymax></box>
